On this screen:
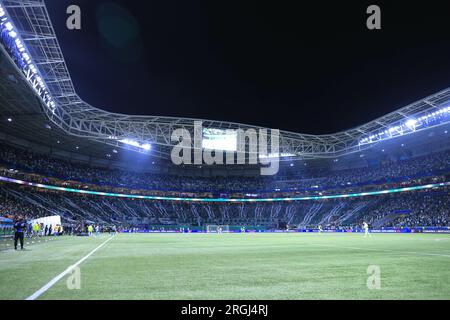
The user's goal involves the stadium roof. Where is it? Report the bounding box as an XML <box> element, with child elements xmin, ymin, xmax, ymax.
<box><xmin>0</xmin><ymin>0</ymin><xmax>450</xmax><ymax>162</ymax></box>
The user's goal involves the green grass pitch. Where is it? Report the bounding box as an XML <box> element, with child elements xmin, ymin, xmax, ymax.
<box><xmin>1</xmin><ymin>233</ymin><xmax>449</xmax><ymax>300</ymax></box>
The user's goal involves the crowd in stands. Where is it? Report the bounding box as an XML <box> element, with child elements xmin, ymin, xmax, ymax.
<box><xmin>388</xmin><ymin>192</ymin><xmax>449</xmax><ymax>228</ymax></box>
<box><xmin>1</xmin><ymin>184</ymin><xmax>448</xmax><ymax>229</ymax></box>
<box><xmin>355</xmin><ymin>189</ymin><xmax>449</xmax><ymax>228</ymax></box>
<box><xmin>0</xmin><ymin>142</ymin><xmax>449</xmax><ymax>229</ymax></box>
<box><xmin>0</xmin><ymin>144</ymin><xmax>449</xmax><ymax>195</ymax></box>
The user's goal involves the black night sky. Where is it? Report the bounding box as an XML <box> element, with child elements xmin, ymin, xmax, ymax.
<box><xmin>46</xmin><ymin>0</ymin><xmax>450</xmax><ymax>134</ymax></box>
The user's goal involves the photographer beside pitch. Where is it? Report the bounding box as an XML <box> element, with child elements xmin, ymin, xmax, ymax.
<box><xmin>13</xmin><ymin>215</ymin><xmax>27</xmax><ymax>250</ymax></box>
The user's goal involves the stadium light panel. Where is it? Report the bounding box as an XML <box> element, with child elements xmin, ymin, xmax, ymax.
<box><xmin>405</xmin><ymin>119</ymin><xmax>417</xmax><ymax>129</ymax></box>
<box><xmin>119</xmin><ymin>139</ymin><xmax>152</xmax><ymax>151</ymax></box>
<box><xmin>4</xmin><ymin>21</ymin><xmax>13</xmax><ymax>31</ymax></box>
<box><xmin>259</xmin><ymin>152</ymin><xmax>296</xmax><ymax>159</ymax></box>
<box><xmin>0</xmin><ymin>4</ymin><xmax>56</xmax><ymax>113</ymax></box>
<box><xmin>359</xmin><ymin>105</ymin><xmax>450</xmax><ymax>146</ymax></box>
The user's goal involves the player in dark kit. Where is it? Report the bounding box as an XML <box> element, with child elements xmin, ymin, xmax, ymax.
<box><xmin>13</xmin><ymin>216</ymin><xmax>27</xmax><ymax>250</ymax></box>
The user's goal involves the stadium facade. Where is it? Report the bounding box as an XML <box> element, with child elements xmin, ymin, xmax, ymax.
<box><xmin>0</xmin><ymin>0</ymin><xmax>449</xmax><ymax>167</ymax></box>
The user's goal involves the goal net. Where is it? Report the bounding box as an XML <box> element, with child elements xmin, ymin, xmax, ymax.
<box><xmin>206</xmin><ymin>225</ymin><xmax>230</xmax><ymax>233</ymax></box>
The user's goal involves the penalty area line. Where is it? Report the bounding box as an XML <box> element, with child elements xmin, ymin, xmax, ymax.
<box><xmin>25</xmin><ymin>236</ymin><xmax>115</xmax><ymax>300</ymax></box>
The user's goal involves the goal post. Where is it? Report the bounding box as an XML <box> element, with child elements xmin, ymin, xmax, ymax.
<box><xmin>206</xmin><ymin>225</ymin><xmax>230</xmax><ymax>233</ymax></box>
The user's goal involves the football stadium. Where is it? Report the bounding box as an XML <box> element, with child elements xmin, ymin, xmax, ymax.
<box><xmin>0</xmin><ymin>1</ymin><xmax>449</xmax><ymax>303</ymax></box>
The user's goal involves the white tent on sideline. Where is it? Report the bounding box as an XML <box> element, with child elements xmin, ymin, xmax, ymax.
<box><xmin>29</xmin><ymin>215</ymin><xmax>61</xmax><ymax>235</ymax></box>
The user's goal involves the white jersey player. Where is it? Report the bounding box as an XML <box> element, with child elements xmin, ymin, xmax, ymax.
<box><xmin>363</xmin><ymin>222</ymin><xmax>370</xmax><ymax>237</ymax></box>
<box><xmin>318</xmin><ymin>225</ymin><xmax>323</xmax><ymax>234</ymax></box>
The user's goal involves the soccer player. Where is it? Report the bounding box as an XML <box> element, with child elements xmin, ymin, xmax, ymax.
<box><xmin>13</xmin><ymin>216</ymin><xmax>27</xmax><ymax>250</ymax></box>
<box><xmin>363</xmin><ymin>222</ymin><xmax>370</xmax><ymax>237</ymax></box>
<box><xmin>318</xmin><ymin>225</ymin><xmax>323</xmax><ymax>234</ymax></box>
<box><xmin>32</xmin><ymin>222</ymin><xmax>39</xmax><ymax>238</ymax></box>
<box><xmin>27</xmin><ymin>223</ymin><xmax>32</xmax><ymax>238</ymax></box>
<box><xmin>87</xmin><ymin>224</ymin><xmax>93</xmax><ymax>236</ymax></box>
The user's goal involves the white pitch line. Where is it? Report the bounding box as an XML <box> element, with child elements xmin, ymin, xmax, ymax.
<box><xmin>26</xmin><ymin>236</ymin><xmax>114</xmax><ymax>300</ymax></box>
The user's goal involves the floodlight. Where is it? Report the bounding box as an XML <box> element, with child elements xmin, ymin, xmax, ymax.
<box><xmin>405</xmin><ymin>119</ymin><xmax>417</xmax><ymax>128</ymax></box>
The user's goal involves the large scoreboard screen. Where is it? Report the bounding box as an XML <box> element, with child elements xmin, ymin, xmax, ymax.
<box><xmin>202</xmin><ymin>128</ymin><xmax>237</xmax><ymax>151</ymax></box>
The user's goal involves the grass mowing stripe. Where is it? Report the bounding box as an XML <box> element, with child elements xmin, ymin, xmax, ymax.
<box><xmin>2</xmin><ymin>233</ymin><xmax>447</xmax><ymax>299</ymax></box>
<box><xmin>25</xmin><ymin>236</ymin><xmax>114</xmax><ymax>300</ymax></box>
<box><xmin>310</xmin><ymin>243</ymin><xmax>450</xmax><ymax>258</ymax></box>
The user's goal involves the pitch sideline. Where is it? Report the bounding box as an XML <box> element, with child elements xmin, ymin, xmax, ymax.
<box><xmin>25</xmin><ymin>235</ymin><xmax>115</xmax><ymax>300</ymax></box>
